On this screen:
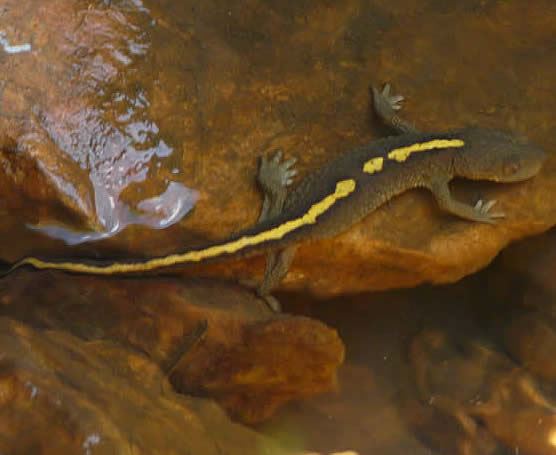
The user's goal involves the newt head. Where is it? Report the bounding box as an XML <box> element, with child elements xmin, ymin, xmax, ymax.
<box><xmin>455</xmin><ymin>127</ymin><xmax>547</xmax><ymax>182</ymax></box>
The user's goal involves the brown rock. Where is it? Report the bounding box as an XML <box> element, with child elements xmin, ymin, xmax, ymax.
<box><xmin>172</xmin><ymin>315</ymin><xmax>343</xmax><ymax>423</ymax></box>
<box><xmin>498</xmin><ymin>228</ymin><xmax>556</xmax><ymax>311</ymax></box>
<box><xmin>504</xmin><ymin>311</ymin><xmax>556</xmax><ymax>383</ymax></box>
<box><xmin>261</xmin><ymin>364</ymin><xmax>434</xmax><ymax>455</ymax></box>
<box><xmin>0</xmin><ymin>269</ymin><xmax>344</xmax><ymax>423</ymax></box>
<box><xmin>0</xmin><ymin>0</ymin><xmax>554</xmax><ymax>297</ymax></box>
<box><xmin>259</xmin><ymin>274</ymin><xmax>556</xmax><ymax>455</ymax></box>
<box><xmin>487</xmin><ymin>229</ymin><xmax>556</xmax><ymax>382</ymax></box>
<box><xmin>407</xmin><ymin>329</ymin><xmax>556</xmax><ymax>455</ymax></box>
<box><xmin>0</xmin><ymin>317</ymin><xmax>285</xmax><ymax>455</ymax></box>
<box><xmin>0</xmin><ymin>0</ymin><xmax>202</xmax><ymax>249</ymax></box>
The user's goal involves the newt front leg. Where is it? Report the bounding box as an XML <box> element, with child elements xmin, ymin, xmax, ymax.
<box><xmin>256</xmin><ymin>149</ymin><xmax>298</xmax><ymax>311</ymax></box>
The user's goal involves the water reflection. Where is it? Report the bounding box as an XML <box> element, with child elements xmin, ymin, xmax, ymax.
<box><xmin>0</xmin><ymin>31</ymin><xmax>31</xmax><ymax>54</ymax></box>
<box><xmin>31</xmin><ymin>181</ymin><xmax>198</xmax><ymax>244</ymax></box>
<box><xmin>22</xmin><ymin>0</ymin><xmax>198</xmax><ymax>244</ymax></box>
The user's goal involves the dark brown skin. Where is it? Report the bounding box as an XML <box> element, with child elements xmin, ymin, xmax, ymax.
<box><xmin>253</xmin><ymin>86</ymin><xmax>545</xmax><ymax>305</ymax></box>
<box><xmin>4</xmin><ymin>84</ymin><xmax>547</xmax><ymax>311</ymax></box>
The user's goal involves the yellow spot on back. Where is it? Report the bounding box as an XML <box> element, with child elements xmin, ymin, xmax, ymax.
<box><xmin>388</xmin><ymin>139</ymin><xmax>464</xmax><ymax>163</ymax></box>
<box><xmin>363</xmin><ymin>157</ymin><xmax>384</xmax><ymax>174</ymax></box>
<box><xmin>17</xmin><ymin>179</ymin><xmax>357</xmax><ymax>275</ymax></box>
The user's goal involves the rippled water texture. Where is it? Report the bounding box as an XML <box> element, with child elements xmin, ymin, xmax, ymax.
<box><xmin>1</xmin><ymin>0</ymin><xmax>198</xmax><ymax>244</ymax></box>
<box><xmin>0</xmin><ymin>31</ymin><xmax>31</xmax><ymax>54</ymax></box>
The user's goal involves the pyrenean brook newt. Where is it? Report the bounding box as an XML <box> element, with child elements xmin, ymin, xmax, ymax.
<box><xmin>3</xmin><ymin>84</ymin><xmax>547</xmax><ymax>311</ymax></box>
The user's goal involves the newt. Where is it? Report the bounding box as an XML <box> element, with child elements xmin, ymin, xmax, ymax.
<box><xmin>2</xmin><ymin>84</ymin><xmax>547</xmax><ymax>311</ymax></box>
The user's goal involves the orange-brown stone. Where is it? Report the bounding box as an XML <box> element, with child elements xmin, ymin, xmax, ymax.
<box><xmin>0</xmin><ymin>317</ymin><xmax>285</xmax><ymax>455</ymax></box>
<box><xmin>0</xmin><ymin>269</ymin><xmax>344</xmax><ymax>423</ymax></box>
<box><xmin>172</xmin><ymin>315</ymin><xmax>343</xmax><ymax>423</ymax></box>
<box><xmin>0</xmin><ymin>0</ymin><xmax>554</xmax><ymax>297</ymax></box>
<box><xmin>488</xmin><ymin>229</ymin><xmax>556</xmax><ymax>382</ymax></box>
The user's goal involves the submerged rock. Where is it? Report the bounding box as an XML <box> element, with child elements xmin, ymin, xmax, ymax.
<box><xmin>0</xmin><ymin>269</ymin><xmax>344</xmax><ymax>423</ymax></box>
<box><xmin>0</xmin><ymin>317</ymin><xmax>285</xmax><ymax>455</ymax></box>
<box><xmin>407</xmin><ymin>329</ymin><xmax>556</xmax><ymax>455</ymax></box>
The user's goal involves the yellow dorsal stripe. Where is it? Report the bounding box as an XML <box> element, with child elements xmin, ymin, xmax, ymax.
<box><xmin>363</xmin><ymin>157</ymin><xmax>384</xmax><ymax>174</ymax></box>
<box><xmin>16</xmin><ymin>179</ymin><xmax>357</xmax><ymax>274</ymax></box>
<box><xmin>388</xmin><ymin>139</ymin><xmax>464</xmax><ymax>163</ymax></box>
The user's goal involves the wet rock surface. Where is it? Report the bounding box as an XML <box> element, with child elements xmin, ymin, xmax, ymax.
<box><xmin>408</xmin><ymin>329</ymin><xmax>556</xmax><ymax>455</ymax></box>
<box><xmin>0</xmin><ymin>316</ymin><xmax>284</xmax><ymax>455</ymax></box>
<box><xmin>261</xmin><ymin>243</ymin><xmax>556</xmax><ymax>455</ymax></box>
<box><xmin>0</xmin><ymin>0</ymin><xmax>554</xmax><ymax>454</ymax></box>
<box><xmin>0</xmin><ymin>0</ymin><xmax>554</xmax><ymax>297</ymax></box>
<box><xmin>0</xmin><ymin>269</ymin><xmax>344</xmax><ymax>424</ymax></box>
<box><xmin>172</xmin><ymin>315</ymin><xmax>343</xmax><ymax>423</ymax></box>
<box><xmin>402</xmin><ymin>229</ymin><xmax>556</xmax><ymax>455</ymax></box>
<box><xmin>0</xmin><ymin>0</ymin><xmax>200</xmax><ymax>250</ymax></box>
<box><xmin>491</xmin><ymin>229</ymin><xmax>556</xmax><ymax>383</ymax></box>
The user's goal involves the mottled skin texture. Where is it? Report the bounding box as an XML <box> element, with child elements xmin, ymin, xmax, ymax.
<box><xmin>4</xmin><ymin>85</ymin><xmax>547</xmax><ymax>311</ymax></box>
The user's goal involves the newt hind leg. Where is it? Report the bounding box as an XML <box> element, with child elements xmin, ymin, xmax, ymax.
<box><xmin>256</xmin><ymin>246</ymin><xmax>297</xmax><ymax>312</ymax></box>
